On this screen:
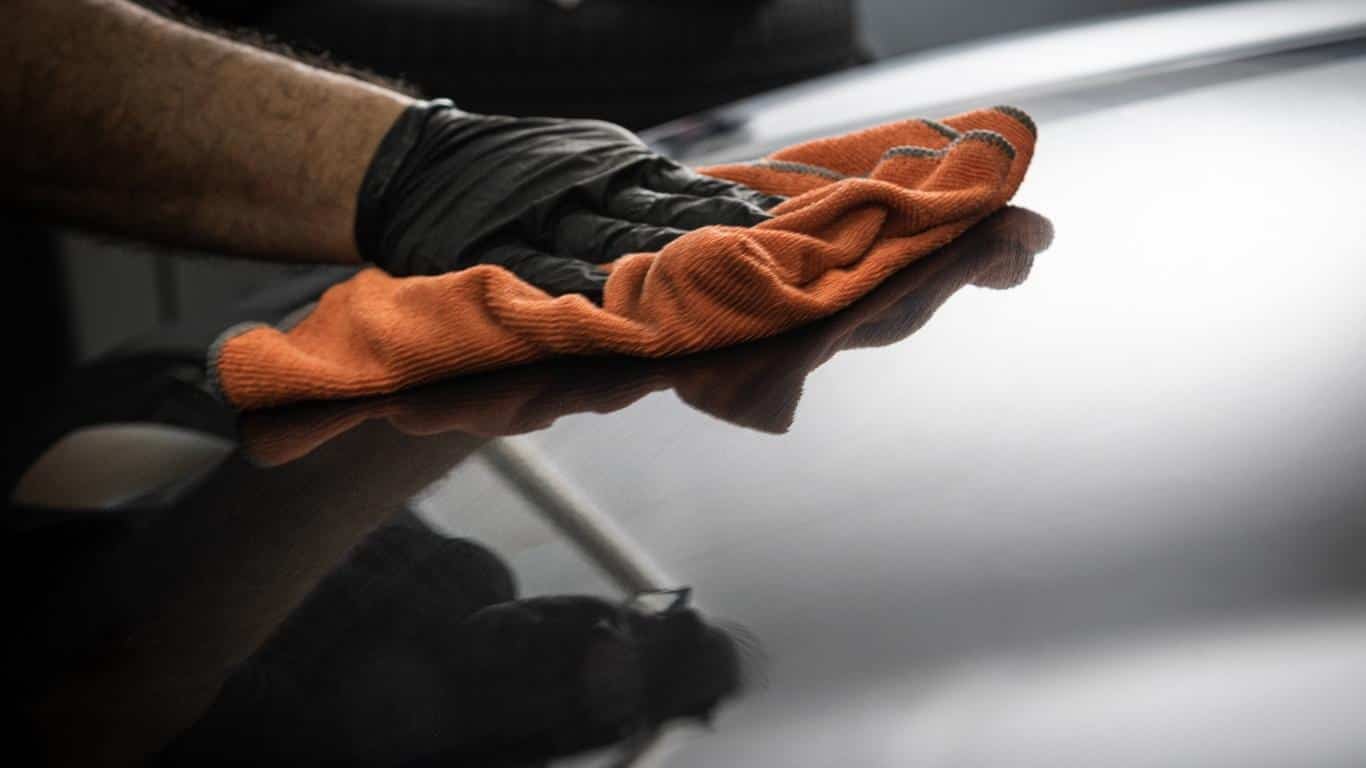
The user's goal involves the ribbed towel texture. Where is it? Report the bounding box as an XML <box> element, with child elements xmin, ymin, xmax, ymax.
<box><xmin>239</xmin><ymin>205</ymin><xmax>1050</xmax><ymax>466</ymax></box>
<box><xmin>210</xmin><ymin>106</ymin><xmax>1036</xmax><ymax>409</ymax></box>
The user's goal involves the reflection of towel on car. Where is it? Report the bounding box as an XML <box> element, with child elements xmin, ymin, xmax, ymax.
<box><xmin>209</xmin><ymin>106</ymin><xmax>1036</xmax><ymax>410</ymax></box>
<box><xmin>239</xmin><ymin>207</ymin><xmax>1052</xmax><ymax>467</ymax></box>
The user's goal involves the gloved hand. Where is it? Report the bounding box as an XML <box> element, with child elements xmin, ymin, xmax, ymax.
<box><xmin>355</xmin><ymin>99</ymin><xmax>783</xmax><ymax>300</ymax></box>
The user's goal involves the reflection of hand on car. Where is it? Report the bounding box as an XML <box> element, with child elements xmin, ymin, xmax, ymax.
<box><xmin>241</xmin><ymin>206</ymin><xmax>1053</xmax><ymax>464</ymax></box>
<box><xmin>161</xmin><ymin>521</ymin><xmax>747</xmax><ymax>766</ymax></box>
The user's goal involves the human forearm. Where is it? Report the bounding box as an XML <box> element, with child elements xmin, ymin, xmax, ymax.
<box><xmin>0</xmin><ymin>0</ymin><xmax>412</xmax><ymax>263</ymax></box>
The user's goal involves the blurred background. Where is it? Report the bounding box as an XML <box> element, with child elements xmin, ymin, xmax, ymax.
<box><xmin>43</xmin><ymin>0</ymin><xmax>1231</xmax><ymax>374</ymax></box>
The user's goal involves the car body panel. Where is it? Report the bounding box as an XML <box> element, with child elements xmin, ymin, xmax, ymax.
<box><xmin>13</xmin><ymin>9</ymin><xmax>1366</xmax><ymax>766</ymax></box>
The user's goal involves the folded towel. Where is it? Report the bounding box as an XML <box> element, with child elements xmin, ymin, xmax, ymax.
<box><xmin>209</xmin><ymin>106</ymin><xmax>1036</xmax><ymax>410</ymax></box>
<box><xmin>239</xmin><ymin>206</ymin><xmax>1052</xmax><ymax>467</ymax></box>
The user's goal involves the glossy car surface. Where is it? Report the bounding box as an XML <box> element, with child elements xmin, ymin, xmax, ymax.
<box><xmin>12</xmin><ymin>3</ymin><xmax>1366</xmax><ymax>765</ymax></box>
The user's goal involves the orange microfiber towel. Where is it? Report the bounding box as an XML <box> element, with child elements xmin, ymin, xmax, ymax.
<box><xmin>209</xmin><ymin>106</ymin><xmax>1036</xmax><ymax>410</ymax></box>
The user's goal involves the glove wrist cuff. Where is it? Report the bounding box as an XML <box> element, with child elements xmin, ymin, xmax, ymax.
<box><xmin>355</xmin><ymin>98</ymin><xmax>459</xmax><ymax>270</ymax></box>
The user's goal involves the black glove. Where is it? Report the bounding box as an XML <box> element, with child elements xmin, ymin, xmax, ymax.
<box><xmin>355</xmin><ymin>99</ymin><xmax>783</xmax><ymax>300</ymax></box>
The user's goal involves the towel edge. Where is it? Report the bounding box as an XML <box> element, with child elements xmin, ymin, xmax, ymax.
<box><xmin>206</xmin><ymin>322</ymin><xmax>269</xmax><ymax>408</ymax></box>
